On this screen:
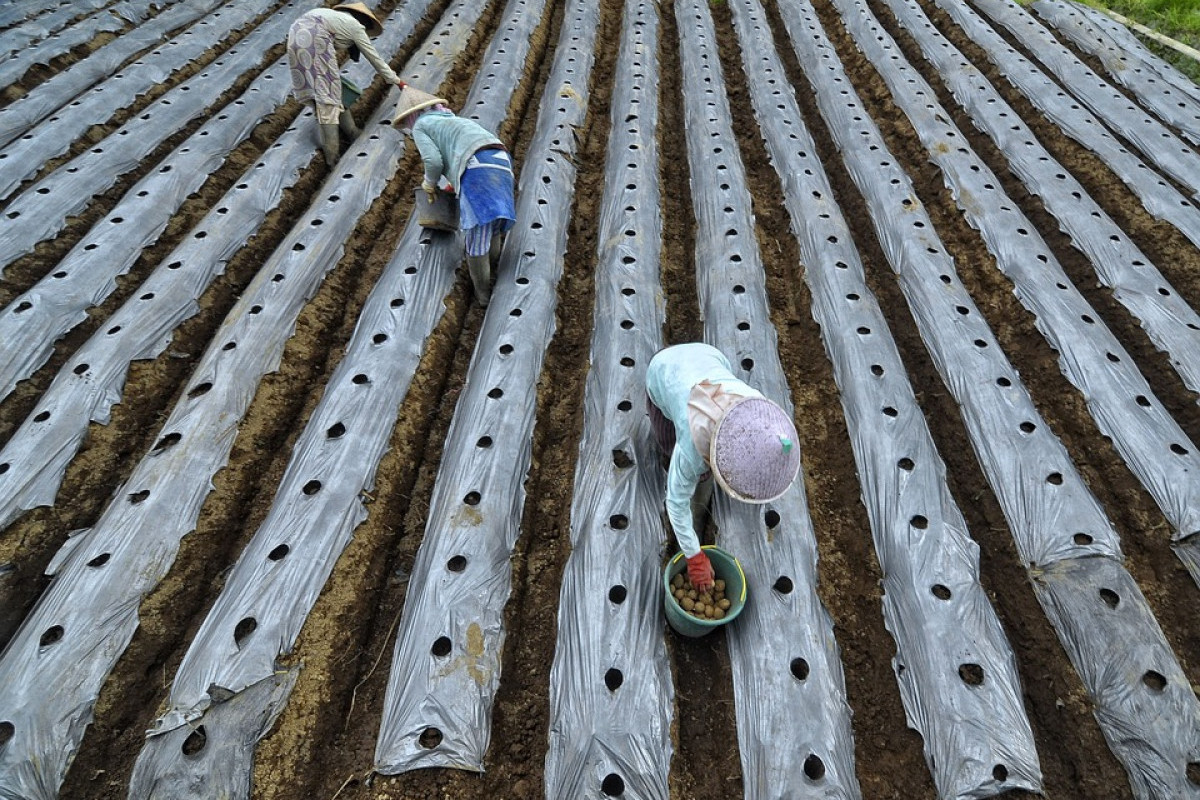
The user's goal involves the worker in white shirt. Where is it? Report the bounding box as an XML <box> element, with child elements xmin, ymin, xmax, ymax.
<box><xmin>286</xmin><ymin>3</ymin><xmax>403</xmax><ymax>163</ymax></box>
<box><xmin>646</xmin><ymin>343</ymin><xmax>801</xmax><ymax>590</ymax></box>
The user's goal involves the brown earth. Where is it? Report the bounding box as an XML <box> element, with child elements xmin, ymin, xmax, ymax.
<box><xmin>1</xmin><ymin>0</ymin><xmax>1198</xmax><ymax>798</ymax></box>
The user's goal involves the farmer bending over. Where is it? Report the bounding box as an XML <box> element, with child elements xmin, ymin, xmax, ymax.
<box><xmin>392</xmin><ymin>84</ymin><xmax>516</xmax><ymax>307</ymax></box>
<box><xmin>286</xmin><ymin>3</ymin><xmax>403</xmax><ymax>164</ymax></box>
<box><xmin>646</xmin><ymin>343</ymin><xmax>801</xmax><ymax>590</ymax></box>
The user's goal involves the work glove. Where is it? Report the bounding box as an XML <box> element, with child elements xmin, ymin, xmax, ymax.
<box><xmin>686</xmin><ymin>551</ymin><xmax>714</xmax><ymax>591</ymax></box>
<box><xmin>421</xmin><ymin>178</ymin><xmax>437</xmax><ymax>203</ymax></box>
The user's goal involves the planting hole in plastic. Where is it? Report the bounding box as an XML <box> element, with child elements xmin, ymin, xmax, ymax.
<box><xmin>182</xmin><ymin>726</ymin><xmax>207</xmax><ymax>756</ymax></box>
<box><xmin>959</xmin><ymin>663</ymin><xmax>984</xmax><ymax>686</ymax></box>
<box><xmin>601</xmin><ymin>774</ymin><xmax>625</xmax><ymax>797</ymax></box>
<box><xmin>803</xmin><ymin>754</ymin><xmax>825</xmax><ymax>781</ymax></box>
<box><xmin>1142</xmin><ymin>671</ymin><xmax>1167</xmax><ymax>692</ymax></box>
<box><xmin>87</xmin><ymin>553</ymin><xmax>111</xmax><ymax>568</ymax></box>
<box><xmin>608</xmin><ymin>585</ymin><xmax>627</xmax><ymax>604</ymax></box>
<box><xmin>447</xmin><ymin>555</ymin><xmax>467</xmax><ymax>573</ymax></box>
<box><xmin>268</xmin><ymin>544</ymin><xmax>289</xmax><ymax>561</ymax></box>
<box><xmin>604</xmin><ymin>668</ymin><xmax>623</xmax><ymax>691</ymax></box>
<box><xmin>791</xmin><ymin>658</ymin><xmax>809</xmax><ymax>681</ymax></box>
<box><xmin>931</xmin><ymin>584</ymin><xmax>952</xmax><ymax>600</ymax></box>
<box><xmin>418</xmin><ymin>727</ymin><xmax>442</xmax><ymax>748</ymax></box>
<box><xmin>431</xmin><ymin>637</ymin><xmax>452</xmax><ymax>657</ymax></box>
<box><xmin>1099</xmin><ymin>588</ymin><xmax>1120</xmax><ymax>609</ymax></box>
<box><xmin>40</xmin><ymin>626</ymin><xmax>64</xmax><ymax>647</ymax></box>
<box><xmin>773</xmin><ymin>576</ymin><xmax>793</xmax><ymax>594</ymax></box>
<box><xmin>234</xmin><ymin>617</ymin><xmax>256</xmax><ymax>648</ymax></box>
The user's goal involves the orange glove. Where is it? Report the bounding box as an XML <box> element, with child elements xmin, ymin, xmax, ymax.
<box><xmin>686</xmin><ymin>552</ymin><xmax>714</xmax><ymax>591</ymax></box>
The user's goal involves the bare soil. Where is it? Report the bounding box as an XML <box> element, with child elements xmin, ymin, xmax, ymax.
<box><xmin>1</xmin><ymin>0</ymin><xmax>1198</xmax><ymax>798</ymax></box>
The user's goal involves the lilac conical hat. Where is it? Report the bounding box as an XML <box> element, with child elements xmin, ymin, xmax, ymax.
<box><xmin>709</xmin><ymin>397</ymin><xmax>800</xmax><ymax>503</ymax></box>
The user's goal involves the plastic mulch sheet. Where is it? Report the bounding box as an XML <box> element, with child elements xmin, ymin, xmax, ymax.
<box><xmin>542</xmin><ymin>0</ymin><xmax>672</xmax><ymax>795</ymax></box>
<box><xmin>826</xmin><ymin>0</ymin><xmax>1200</xmax><ymax>794</ymax></box>
<box><xmin>125</xmin><ymin>10</ymin><xmax>483</xmax><ymax>800</ymax></box>
<box><xmin>1042</xmin><ymin>0</ymin><xmax>1200</xmax><ymax>105</ymax></box>
<box><xmin>0</xmin><ymin>56</ymin><xmax>295</xmax><ymax>401</ymax></box>
<box><xmin>0</xmin><ymin>0</ymin><xmax>266</xmax><ymax>151</ymax></box>
<box><xmin>1032</xmin><ymin>0</ymin><xmax>1200</xmax><ymax>145</ymax></box>
<box><xmin>863</xmin><ymin>0</ymin><xmax>1200</xmax><ymax>575</ymax></box>
<box><xmin>373</xmin><ymin>0</ymin><xmax>594</xmax><ymax>773</ymax></box>
<box><xmin>732</xmin><ymin>0</ymin><xmax>1041</xmax><ymax>794</ymax></box>
<box><xmin>969</xmin><ymin>0</ymin><xmax>1200</xmax><ymax>195</ymax></box>
<box><xmin>0</xmin><ymin>0</ymin><xmax>143</xmax><ymax>88</ymax></box>
<box><xmin>0</xmin><ymin>0</ymin><xmax>417</xmax><ymax>544</ymax></box>
<box><xmin>675</xmin><ymin>0</ymin><xmax>864</xmax><ymax>795</ymax></box>
<box><xmin>927</xmin><ymin>0</ymin><xmax>1200</xmax><ymax>249</ymax></box>
<box><xmin>0</xmin><ymin>0</ymin><xmax>113</xmax><ymax>62</ymax></box>
<box><xmin>0</xmin><ymin>0</ymin><xmax>300</xmax><ymax>235</ymax></box>
<box><xmin>0</xmin><ymin>13</ymin><xmax>419</xmax><ymax>800</ymax></box>
<box><xmin>880</xmin><ymin>0</ymin><xmax>1200</xmax><ymax>401</ymax></box>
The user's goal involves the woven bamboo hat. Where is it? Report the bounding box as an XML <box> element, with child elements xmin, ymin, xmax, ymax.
<box><xmin>392</xmin><ymin>83</ymin><xmax>448</xmax><ymax>127</ymax></box>
<box><xmin>333</xmin><ymin>2</ymin><xmax>383</xmax><ymax>37</ymax></box>
<box><xmin>709</xmin><ymin>396</ymin><xmax>800</xmax><ymax>503</ymax></box>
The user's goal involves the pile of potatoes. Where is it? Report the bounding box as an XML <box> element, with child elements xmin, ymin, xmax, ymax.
<box><xmin>670</xmin><ymin>572</ymin><xmax>732</xmax><ymax>620</ymax></box>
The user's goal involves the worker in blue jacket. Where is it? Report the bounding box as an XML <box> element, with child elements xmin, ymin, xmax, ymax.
<box><xmin>392</xmin><ymin>84</ymin><xmax>516</xmax><ymax>307</ymax></box>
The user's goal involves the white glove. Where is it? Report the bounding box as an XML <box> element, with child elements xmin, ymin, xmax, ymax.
<box><xmin>421</xmin><ymin>178</ymin><xmax>436</xmax><ymax>201</ymax></box>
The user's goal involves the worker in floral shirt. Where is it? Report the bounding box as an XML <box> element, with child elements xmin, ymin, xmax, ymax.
<box><xmin>286</xmin><ymin>3</ymin><xmax>403</xmax><ymax>164</ymax></box>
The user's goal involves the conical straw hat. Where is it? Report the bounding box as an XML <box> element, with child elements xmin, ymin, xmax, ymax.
<box><xmin>709</xmin><ymin>396</ymin><xmax>800</xmax><ymax>503</ymax></box>
<box><xmin>392</xmin><ymin>83</ymin><xmax>448</xmax><ymax>127</ymax></box>
<box><xmin>332</xmin><ymin>2</ymin><xmax>383</xmax><ymax>37</ymax></box>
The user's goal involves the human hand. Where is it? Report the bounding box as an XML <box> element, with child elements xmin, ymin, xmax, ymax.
<box><xmin>421</xmin><ymin>178</ymin><xmax>436</xmax><ymax>203</ymax></box>
<box><xmin>686</xmin><ymin>552</ymin><xmax>714</xmax><ymax>591</ymax></box>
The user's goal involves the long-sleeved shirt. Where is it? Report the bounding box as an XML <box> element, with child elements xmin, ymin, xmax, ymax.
<box><xmin>646</xmin><ymin>343</ymin><xmax>762</xmax><ymax>557</ymax></box>
<box><xmin>306</xmin><ymin>7</ymin><xmax>399</xmax><ymax>85</ymax></box>
<box><xmin>411</xmin><ymin>109</ymin><xmax>503</xmax><ymax>190</ymax></box>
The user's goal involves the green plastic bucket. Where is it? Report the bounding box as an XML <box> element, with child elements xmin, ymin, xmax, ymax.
<box><xmin>341</xmin><ymin>76</ymin><xmax>362</xmax><ymax>108</ymax></box>
<box><xmin>663</xmin><ymin>545</ymin><xmax>747</xmax><ymax>637</ymax></box>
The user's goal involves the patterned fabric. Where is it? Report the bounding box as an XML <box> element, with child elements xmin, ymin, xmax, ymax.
<box><xmin>287</xmin><ymin>12</ymin><xmax>341</xmax><ymax>122</ymax></box>
<box><xmin>458</xmin><ymin>148</ymin><xmax>515</xmax><ymax>256</ymax></box>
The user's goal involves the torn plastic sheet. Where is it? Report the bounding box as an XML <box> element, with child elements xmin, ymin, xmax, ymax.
<box><xmin>0</xmin><ymin>0</ymin><xmax>266</xmax><ymax>151</ymax></box>
<box><xmin>0</xmin><ymin>0</ymin><xmax>303</xmax><ymax>241</ymax></box>
<box><xmin>971</xmin><ymin>0</ymin><xmax>1200</xmax><ymax>194</ymax></box>
<box><xmin>374</xmin><ymin>0</ymin><xmax>592</xmax><ymax>773</ymax></box>
<box><xmin>543</xmin><ymin>0</ymin><xmax>672</xmax><ymax>795</ymax></box>
<box><xmin>927</xmin><ymin>0</ymin><xmax>1200</xmax><ymax>250</ymax></box>
<box><xmin>880</xmin><ymin>0</ymin><xmax>1200</xmax><ymax>402</ymax></box>
<box><xmin>0</xmin><ymin>0</ymin><xmax>419</xmax><ymax>535</ymax></box>
<box><xmin>1032</xmin><ymin>0</ymin><xmax>1200</xmax><ymax>145</ymax></box>
<box><xmin>730</xmin><ymin>0</ymin><xmax>1041</xmax><ymax>794</ymax></box>
<box><xmin>675</xmin><ymin>0</ymin><xmax>863</xmax><ymax>796</ymax></box>
<box><xmin>0</xmin><ymin>56</ymin><xmax>294</xmax><ymax>402</ymax></box>
<box><xmin>1045</xmin><ymin>0</ymin><xmax>1200</xmax><ymax>106</ymax></box>
<box><xmin>828</xmin><ymin>0</ymin><xmax>1200</xmax><ymax>794</ymax></box>
<box><xmin>0</xmin><ymin>31</ymin><xmax>413</xmax><ymax>800</ymax></box>
<box><xmin>123</xmin><ymin>1</ymin><xmax>486</xmax><ymax>796</ymax></box>
<box><xmin>882</xmin><ymin>0</ymin><xmax>1200</xmax><ymax>566</ymax></box>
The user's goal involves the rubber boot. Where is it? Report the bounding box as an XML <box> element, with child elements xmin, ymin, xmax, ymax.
<box><xmin>467</xmin><ymin>254</ymin><xmax>492</xmax><ymax>307</ymax></box>
<box><xmin>338</xmin><ymin>109</ymin><xmax>360</xmax><ymax>139</ymax></box>
<box><xmin>319</xmin><ymin>123</ymin><xmax>340</xmax><ymax>165</ymax></box>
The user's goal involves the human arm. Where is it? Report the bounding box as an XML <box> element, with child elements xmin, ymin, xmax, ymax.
<box><xmin>328</xmin><ymin>11</ymin><xmax>401</xmax><ymax>84</ymax></box>
<box><xmin>412</xmin><ymin>127</ymin><xmax>446</xmax><ymax>189</ymax></box>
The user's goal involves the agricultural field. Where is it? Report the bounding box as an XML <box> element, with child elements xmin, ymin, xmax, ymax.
<box><xmin>0</xmin><ymin>0</ymin><xmax>1198</xmax><ymax>798</ymax></box>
